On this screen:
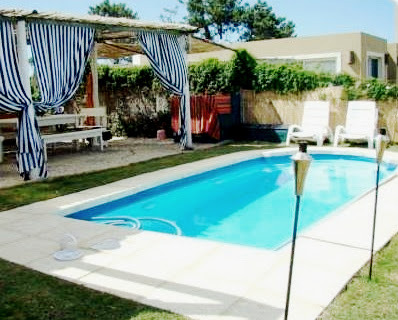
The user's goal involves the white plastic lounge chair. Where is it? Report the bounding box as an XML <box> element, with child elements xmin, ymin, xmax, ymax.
<box><xmin>286</xmin><ymin>101</ymin><xmax>332</xmax><ymax>146</ymax></box>
<box><xmin>333</xmin><ymin>101</ymin><xmax>378</xmax><ymax>149</ymax></box>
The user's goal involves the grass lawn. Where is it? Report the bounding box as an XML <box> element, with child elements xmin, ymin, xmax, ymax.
<box><xmin>0</xmin><ymin>142</ymin><xmax>397</xmax><ymax>319</ymax></box>
<box><xmin>319</xmin><ymin>235</ymin><xmax>398</xmax><ymax>320</ymax></box>
<box><xmin>0</xmin><ymin>258</ymin><xmax>187</xmax><ymax>320</ymax></box>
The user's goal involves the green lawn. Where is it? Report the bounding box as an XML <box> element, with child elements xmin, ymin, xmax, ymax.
<box><xmin>0</xmin><ymin>142</ymin><xmax>397</xmax><ymax>319</ymax></box>
<box><xmin>319</xmin><ymin>235</ymin><xmax>398</xmax><ymax>320</ymax></box>
<box><xmin>0</xmin><ymin>258</ymin><xmax>187</xmax><ymax>320</ymax></box>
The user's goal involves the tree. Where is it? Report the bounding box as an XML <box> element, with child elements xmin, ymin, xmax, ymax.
<box><xmin>88</xmin><ymin>1</ymin><xmax>138</xmax><ymax>64</ymax></box>
<box><xmin>186</xmin><ymin>0</ymin><xmax>243</xmax><ymax>40</ymax></box>
<box><xmin>89</xmin><ymin>0</ymin><xmax>138</xmax><ymax>19</ymax></box>
<box><xmin>240</xmin><ymin>1</ymin><xmax>295</xmax><ymax>41</ymax></box>
<box><xmin>185</xmin><ymin>0</ymin><xmax>294</xmax><ymax>41</ymax></box>
<box><xmin>160</xmin><ymin>5</ymin><xmax>180</xmax><ymax>23</ymax></box>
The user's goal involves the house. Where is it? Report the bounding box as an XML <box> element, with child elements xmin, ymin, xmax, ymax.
<box><xmin>130</xmin><ymin>32</ymin><xmax>398</xmax><ymax>83</ymax></box>
<box><xmin>187</xmin><ymin>32</ymin><xmax>398</xmax><ymax>83</ymax></box>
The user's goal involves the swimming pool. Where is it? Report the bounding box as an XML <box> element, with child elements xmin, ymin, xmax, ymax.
<box><xmin>67</xmin><ymin>154</ymin><xmax>397</xmax><ymax>250</ymax></box>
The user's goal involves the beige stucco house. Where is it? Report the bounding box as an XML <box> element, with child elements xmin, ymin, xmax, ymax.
<box><xmin>187</xmin><ymin>32</ymin><xmax>398</xmax><ymax>83</ymax></box>
<box><xmin>130</xmin><ymin>32</ymin><xmax>398</xmax><ymax>83</ymax></box>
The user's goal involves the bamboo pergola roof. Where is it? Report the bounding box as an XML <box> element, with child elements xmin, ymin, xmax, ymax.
<box><xmin>97</xmin><ymin>36</ymin><xmax>234</xmax><ymax>59</ymax></box>
<box><xmin>0</xmin><ymin>9</ymin><xmax>197</xmax><ymax>33</ymax></box>
<box><xmin>0</xmin><ymin>9</ymin><xmax>233</xmax><ymax>59</ymax></box>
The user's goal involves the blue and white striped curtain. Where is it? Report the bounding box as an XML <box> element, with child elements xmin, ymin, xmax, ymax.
<box><xmin>0</xmin><ymin>20</ymin><xmax>43</xmax><ymax>177</ymax></box>
<box><xmin>0</xmin><ymin>20</ymin><xmax>94</xmax><ymax>179</ymax></box>
<box><xmin>27</xmin><ymin>22</ymin><xmax>94</xmax><ymax>178</ymax></box>
<box><xmin>138</xmin><ymin>32</ymin><xmax>190</xmax><ymax>148</ymax></box>
<box><xmin>29</xmin><ymin>23</ymin><xmax>95</xmax><ymax>112</ymax></box>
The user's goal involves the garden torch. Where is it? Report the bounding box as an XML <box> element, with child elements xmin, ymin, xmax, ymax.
<box><xmin>369</xmin><ymin>129</ymin><xmax>388</xmax><ymax>280</ymax></box>
<box><xmin>285</xmin><ymin>142</ymin><xmax>312</xmax><ymax>320</ymax></box>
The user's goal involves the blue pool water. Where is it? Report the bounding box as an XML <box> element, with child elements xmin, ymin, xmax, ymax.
<box><xmin>68</xmin><ymin>154</ymin><xmax>397</xmax><ymax>249</ymax></box>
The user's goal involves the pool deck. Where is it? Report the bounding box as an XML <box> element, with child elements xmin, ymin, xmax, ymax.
<box><xmin>0</xmin><ymin>147</ymin><xmax>397</xmax><ymax>320</ymax></box>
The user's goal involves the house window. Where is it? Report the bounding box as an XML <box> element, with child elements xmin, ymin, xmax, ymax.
<box><xmin>366</xmin><ymin>52</ymin><xmax>384</xmax><ymax>79</ymax></box>
<box><xmin>259</xmin><ymin>53</ymin><xmax>342</xmax><ymax>74</ymax></box>
<box><xmin>302</xmin><ymin>58</ymin><xmax>337</xmax><ymax>74</ymax></box>
<box><xmin>369</xmin><ymin>58</ymin><xmax>379</xmax><ymax>78</ymax></box>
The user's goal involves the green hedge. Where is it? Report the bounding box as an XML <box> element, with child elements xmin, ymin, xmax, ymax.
<box><xmin>95</xmin><ymin>52</ymin><xmax>398</xmax><ymax>101</ymax></box>
<box><xmin>360</xmin><ymin>79</ymin><xmax>398</xmax><ymax>101</ymax></box>
<box><xmin>188</xmin><ymin>58</ymin><xmax>232</xmax><ymax>94</ymax></box>
<box><xmin>254</xmin><ymin>63</ymin><xmax>332</xmax><ymax>93</ymax></box>
<box><xmin>98</xmin><ymin>65</ymin><xmax>160</xmax><ymax>92</ymax></box>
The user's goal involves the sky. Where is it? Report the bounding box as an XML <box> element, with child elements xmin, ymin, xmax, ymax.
<box><xmin>0</xmin><ymin>0</ymin><xmax>396</xmax><ymax>42</ymax></box>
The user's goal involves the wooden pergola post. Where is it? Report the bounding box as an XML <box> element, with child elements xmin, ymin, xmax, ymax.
<box><xmin>90</xmin><ymin>42</ymin><xmax>101</xmax><ymax>125</ymax></box>
<box><xmin>184</xmin><ymin>87</ymin><xmax>193</xmax><ymax>149</ymax></box>
<box><xmin>182</xmin><ymin>36</ymin><xmax>193</xmax><ymax>149</ymax></box>
<box><xmin>394</xmin><ymin>0</ymin><xmax>398</xmax><ymax>43</ymax></box>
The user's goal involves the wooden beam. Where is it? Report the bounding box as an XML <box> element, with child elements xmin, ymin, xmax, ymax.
<box><xmin>90</xmin><ymin>43</ymin><xmax>101</xmax><ymax>126</ymax></box>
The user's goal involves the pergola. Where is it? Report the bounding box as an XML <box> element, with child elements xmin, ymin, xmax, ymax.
<box><xmin>0</xmin><ymin>8</ymin><xmax>213</xmax><ymax>179</ymax></box>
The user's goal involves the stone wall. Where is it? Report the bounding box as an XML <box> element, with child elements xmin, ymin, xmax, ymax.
<box><xmin>241</xmin><ymin>87</ymin><xmax>398</xmax><ymax>142</ymax></box>
<box><xmin>98</xmin><ymin>89</ymin><xmax>169</xmax><ymax>119</ymax></box>
<box><xmin>85</xmin><ymin>89</ymin><xmax>171</xmax><ymax>137</ymax></box>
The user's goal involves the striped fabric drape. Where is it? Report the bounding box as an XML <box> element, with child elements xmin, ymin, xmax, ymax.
<box><xmin>29</xmin><ymin>22</ymin><xmax>95</xmax><ymax>112</ymax></box>
<box><xmin>27</xmin><ymin>22</ymin><xmax>94</xmax><ymax>178</ymax></box>
<box><xmin>138</xmin><ymin>32</ymin><xmax>190</xmax><ymax>148</ymax></box>
<box><xmin>0</xmin><ymin>20</ymin><xmax>44</xmax><ymax>177</ymax></box>
<box><xmin>0</xmin><ymin>20</ymin><xmax>94</xmax><ymax>179</ymax></box>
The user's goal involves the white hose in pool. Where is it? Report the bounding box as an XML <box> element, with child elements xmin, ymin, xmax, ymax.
<box><xmin>92</xmin><ymin>216</ymin><xmax>141</xmax><ymax>229</ymax></box>
<box><xmin>92</xmin><ymin>216</ymin><xmax>182</xmax><ymax>236</ymax></box>
<box><xmin>136</xmin><ymin>217</ymin><xmax>182</xmax><ymax>236</ymax></box>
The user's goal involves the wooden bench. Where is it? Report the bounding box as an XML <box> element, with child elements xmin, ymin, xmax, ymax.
<box><xmin>42</xmin><ymin>127</ymin><xmax>104</xmax><ymax>159</ymax></box>
<box><xmin>0</xmin><ymin>113</ymin><xmax>106</xmax><ymax>161</ymax></box>
<box><xmin>40</xmin><ymin>113</ymin><xmax>105</xmax><ymax>158</ymax></box>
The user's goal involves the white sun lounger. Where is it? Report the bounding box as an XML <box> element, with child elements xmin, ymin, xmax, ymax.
<box><xmin>333</xmin><ymin>101</ymin><xmax>378</xmax><ymax>149</ymax></box>
<box><xmin>286</xmin><ymin>101</ymin><xmax>332</xmax><ymax>146</ymax></box>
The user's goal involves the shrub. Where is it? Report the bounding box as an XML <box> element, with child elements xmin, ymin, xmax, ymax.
<box><xmin>254</xmin><ymin>63</ymin><xmax>329</xmax><ymax>93</ymax></box>
<box><xmin>98</xmin><ymin>65</ymin><xmax>157</xmax><ymax>92</ymax></box>
<box><xmin>361</xmin><ymin>79</ymin><xmax>397</xmax><ymax>101</ymax></box>
<box><xmin>340</xmin><ymin>78</ymin><xmax>398</xmax><ymax>101</ymax></box>
<box><xmin>229</xmin><ymin>49</ymin><xmax>257</xmax><ymax>91</ymax></box>
<box><xmin>332</xmin><ymin>73</ymin><xmax>355</xmax><ymax>87</ymax></box>
<box><xmin>188</xmin><ymin>58</ymin><xmax>232</xmax><ymax>94</ymax></box>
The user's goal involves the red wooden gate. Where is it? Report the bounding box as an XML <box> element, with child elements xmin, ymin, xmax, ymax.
<box><xmin>171</xmin><ymin>94</ymin><xmax>232</xmax><ymax>140</ymax></box>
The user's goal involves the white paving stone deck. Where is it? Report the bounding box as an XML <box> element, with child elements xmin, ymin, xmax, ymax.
<box><xmin>0</xmin><ymin>147</ymin><xmax>397</xmax><ymax>320</ymax></box>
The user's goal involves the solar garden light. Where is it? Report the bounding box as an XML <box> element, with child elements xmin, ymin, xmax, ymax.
<box><xmin>285</xmin><ymin>142</ymin><xmax>312</xmax><ymax>320</ymax></box>
<box><xmin>369</xmin><ymin>128</ymin><xmax>388</xmax><ymax>280</ymax></box>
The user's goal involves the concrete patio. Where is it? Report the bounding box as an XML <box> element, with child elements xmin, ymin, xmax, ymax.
<box><xmin>0</xmin><ymin>147</ymin><xmax>397</xmax><ymax>320</ymax></box>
